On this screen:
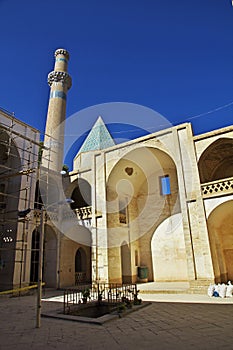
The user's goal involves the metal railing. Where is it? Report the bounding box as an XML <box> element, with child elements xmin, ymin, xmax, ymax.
<box><xmin>74</xmin><ymin>206</ymin><xmax>92</xmax><ymax>220</ymax></box>
<box><xmin>63</xmin><ymin>283</ymin><xmax>138</xmax><ymax>314</ymax></box>
<box><xmin>201</xmin><ymin>176</ymin><xmax>233</xmax><ymax>198</ymax></box>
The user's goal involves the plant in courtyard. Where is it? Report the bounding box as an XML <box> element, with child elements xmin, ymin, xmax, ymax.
<box><xmin>116</xmin><ymin>290</ymin><xmax>122</xmax><ymax>301</ymax></box>
<box><xmin>117</xmin><ymin>302</ymin><xmax>127</xmax><ymax>317</ymax></box>
<box><xmin>133</xmin><ymin>290</ymin><xmax>142</xmax><ymax>305</ymax></box>
<box><xmin>121</xmin><ymin>296</ymin><xmax>132</xmax><ymax>309</ymax></box>
<box><xmin>81</xmin><ymin>288</ymin><xmax>90</xmax><ymax>304</ymax></box>
<box><xmin>128</xmin><ymin>289</ymin><xmax>142</xmax><ymax>305</ymax></box>
<box><xmin>97</xmin><ymin>288</ymin><xmax>105</xmax><ymax>302</ymax></box>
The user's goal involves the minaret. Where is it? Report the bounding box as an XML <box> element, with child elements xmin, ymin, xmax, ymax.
<box><xmin>43</xmin><ymin>48</ymin><xmax>72</xmax><ymax>172</ymax></box>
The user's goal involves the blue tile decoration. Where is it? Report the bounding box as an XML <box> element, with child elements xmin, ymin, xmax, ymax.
<box><xmin>78</xmin><ymin>116</ymin><xmax>115</xmax><ymax>154</ymax></box>
<box><xmin>50</xmin><ymin>90</ymin><xmax>67</xmax><ymax>100</ymax></box>
<box><xmin>56</xmin><ymin>58</ymin><xmax>67</xmax><ymax>63</ymax></box>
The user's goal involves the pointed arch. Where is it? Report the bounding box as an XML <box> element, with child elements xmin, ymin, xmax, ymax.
<box><xmin>151</xmin><ymin>213</ymin><xmax>188</xmax><ymax>281</ymax></box>
<box><xmin>75</xmin><ymin>248</ymin><xmax>86</xmax><ymax>273</ymax></box>
<box><xmin>70</xmin><ymin>178</ymin><xmax>92</xmax><ymax>209</ymax></box>
<box><xmin>75</xmin><ymin>247</ymin><xmax>91</xmax><ymax>284</ymax></box>
<box><xmin>30</xmin><ymin>225</ymin><xmax>57</xmax><ymax>287</ymax></box>
<box><xmin>106</xmin><ymin>146</ymin><xmax>180</xmax><ymax>282</ymax></box>
<box><xmin>207</xmin><ymin>200</ymin><xmax>233</xmax><ymax>283</ymax></box>
<box><xmin>198</xmin><ymin>138</ymin><xmax>233</xmax><ymax>183</ymax></box>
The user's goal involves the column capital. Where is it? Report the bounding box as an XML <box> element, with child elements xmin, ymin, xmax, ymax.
<box><xmin>47</xmin><ymin>71</ymin><xmax>72</xmax><ymax>89</ymax></box>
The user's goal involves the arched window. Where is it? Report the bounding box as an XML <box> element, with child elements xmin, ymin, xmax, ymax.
<box><xmin>198</xmin><ymin>138</ymin><xmax>233</xmax><ymax>183</ymax></box>
<box><xmin>30</xmin><ymin>230</ymin><xmax>40</xmax><ymax>283</ymax></box>
<box><xmin>75</xmin><ymin>248</ymin><xmax>87</xmax><ymax>284</ymax></box>
<box><xmin>71</xmin><ymin>179</ymin><xmax>91</xmax><ymax>210</ymax></box>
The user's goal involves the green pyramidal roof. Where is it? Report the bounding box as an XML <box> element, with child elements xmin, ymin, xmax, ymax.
<box><xmin>78</xmin><ymin>116</ymin><xmax>115</xmax><ymax>154</ymax></box>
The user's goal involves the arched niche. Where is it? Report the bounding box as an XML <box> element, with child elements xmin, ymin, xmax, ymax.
<box><xmin>106</xmin><ymin>146</ymin><xmax>180</xmax><ymax>283</ymax></box>
<box><xmin>198</xmin><ymin>138</ymin><xmax>233</xmax><ymax>183</ymax></box>
<box><xmin>207</xmin><ymin>200</ymin><xmax>233</xmax><ymax>283</ymax></box>
<box><xmin>151</xmin><ymin>213</ymin><xmax>188</xmax><ymax>281</ymax></box>
<box><xmin>70</xmin><ymin>178</ymin><xmax>92</xmax><ymax>209</ymax></box>
<box><xmin>74</xmin><ymin>246</ymin><xmax>91</xmax><ymax>284</ymax></box>
<box><xmin>30</xmin><ymin>225</ymin><xmax>57</xmax><ymax>287</ymax></box>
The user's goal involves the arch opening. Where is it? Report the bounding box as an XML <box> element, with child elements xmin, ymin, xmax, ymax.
<box><xmin>70</xmin><ymin>178</ymin><xmax>92</xmax><ymax>210</ymax></box>
<box><xmin>30</xmin><ymin>226</ymin><xmax>57</xmax><ymax>287</ymax></box>
<box><xmin>75</xmin><ymin>247</ymin><xmax>90</xmax><ymax>284</ymax></box>
<box><xmin>207</xmin><ymin>200</ymin><xmax>233</xmax><ymax>283</ymax></box>
<box><xmin>151</xmin><ymin>213</ymin><xmax>188</xmax><ymax>281</ymax></box>
<box><xmin>198</xmin><ymin>138</ymin><xmax>233</xmax><ymax>183</ymax></box>
<box><xmin>106</xmin><ymin>146</ymin><xmax>181</xmax><ymax>283</ymax></box>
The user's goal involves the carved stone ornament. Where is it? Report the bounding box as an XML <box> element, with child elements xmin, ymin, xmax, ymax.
<box><xmin>54</xmin><ymin>48</ymin><xmax>70</xmax><ymax>60</ymax></box>
<box><xmin>47</xmin><ymin>71</ymin><xmax>72</xmax><ymax>89</ymax></box>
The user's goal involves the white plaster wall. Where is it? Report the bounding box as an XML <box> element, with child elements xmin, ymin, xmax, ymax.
<box><xmin>151</xmin><ymin>213</ymin><xmax>188</xmax><ymax>281</ymax></box>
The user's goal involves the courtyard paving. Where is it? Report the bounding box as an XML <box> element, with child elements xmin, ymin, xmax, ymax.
<box><xmin>0</xmin><ymin>288</ymin><xmax>232</xmax><ymax>350</ymax></box>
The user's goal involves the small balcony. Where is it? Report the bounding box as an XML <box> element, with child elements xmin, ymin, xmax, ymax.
<box><xmin>75</xmin><ymin>206</ymin><xmax>92</xmax><ymax>220</ymax></box>
<box><xmin>34</xmin><ymin>206</ymin><xmax>97</xmax><ymax>227</ymax></box>
<box><xmin>201</xmin><ymin>177</ymin><xmax>233</xmax><ymax>198</ymax></box>
<box><xmin>34</xmin><ymin>208</ymin><xmax>59</xmax><ymax>222</ymax></box>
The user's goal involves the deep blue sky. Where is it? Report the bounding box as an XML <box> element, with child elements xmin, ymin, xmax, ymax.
<box><xmin>0</xmin><ymin>0</ymin><xmax>233</xmax><ymax>168</ymax></box>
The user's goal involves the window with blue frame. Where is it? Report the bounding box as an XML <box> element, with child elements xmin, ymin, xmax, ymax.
<box><xmin>160</xmin><ymin>175</ymin><xmax>171</xmax><ymax>195</ymax></box>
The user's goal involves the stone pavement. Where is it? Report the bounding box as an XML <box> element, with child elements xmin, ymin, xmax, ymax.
<box><xmin>0</xmin><ymin>289</ymin><xmax>232</xmax><ymax>350</ymax></box>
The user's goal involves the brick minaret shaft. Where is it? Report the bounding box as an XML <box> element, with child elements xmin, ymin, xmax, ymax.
<box><xmin>43</xmin><ymin>48</ymin><xmax>72</xmax><ymax>172</ymax></box>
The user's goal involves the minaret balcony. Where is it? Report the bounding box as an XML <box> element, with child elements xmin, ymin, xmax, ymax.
<box><xmin>201</xmin><ymin>176</ymin><xmax>233</xmax><ymax>198</ymax></box>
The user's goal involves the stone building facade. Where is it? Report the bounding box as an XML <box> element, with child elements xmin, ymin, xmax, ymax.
<box><xmin>62</xmin><ymin>117</ymin><xmax>233</xmax><ymax>292</ymax></box>
<box><xmin>1</xmin><ymin>47</ymin><xmax>232</xmax><ymax>292</ymax></box>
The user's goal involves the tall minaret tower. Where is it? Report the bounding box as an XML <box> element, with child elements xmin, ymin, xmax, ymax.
<box><xmin>43</xmin><ymin>48</ymin><xmax>72</xmax><ymax>172</ymax></box>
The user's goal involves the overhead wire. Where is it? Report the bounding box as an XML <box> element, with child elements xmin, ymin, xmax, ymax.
<box><xmin>62</xmin><ymin>100</ymin><xmax>233</xmax><ymax>138</ymax></box>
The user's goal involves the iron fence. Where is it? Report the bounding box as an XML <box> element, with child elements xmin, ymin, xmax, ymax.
<box><xmin>63</xmin><ymin>283</ymin><xmax>138</xmax><ymax>314</ymax></box>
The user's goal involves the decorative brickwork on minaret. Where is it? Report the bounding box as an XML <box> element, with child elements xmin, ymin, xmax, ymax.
<box><xmin>43</xmin><ymin>49</ymin><xmax>72</xmax><ymax>172</ymax></box>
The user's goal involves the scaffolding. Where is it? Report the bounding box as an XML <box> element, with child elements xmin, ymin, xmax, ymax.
<box><xmin>0</xmin><ymin>106</ymin><xmax>41</xmax><ymax>290</ymax></box>
<box><xmin>0</xmin><ymin>105</ymin><xmax>71</xmax><ymax>291</ymax></box>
